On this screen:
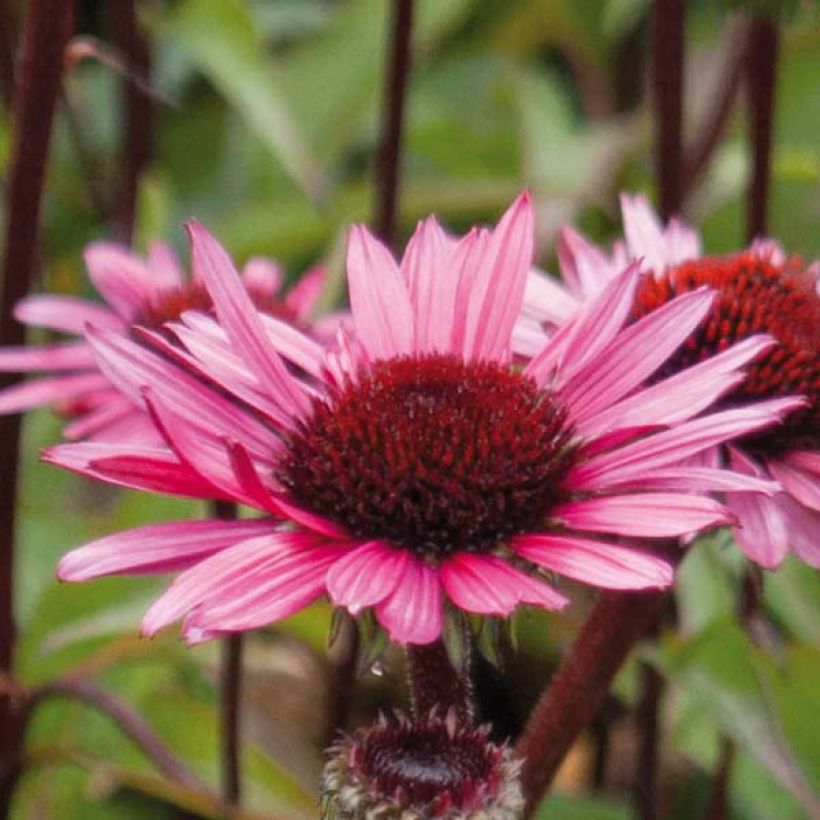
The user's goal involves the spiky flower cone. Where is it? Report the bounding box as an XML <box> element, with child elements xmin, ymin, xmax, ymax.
<box><xmin>321</xmin><ymin>710</ymin><xmax>524</xmax><ymax>819</ymax></box>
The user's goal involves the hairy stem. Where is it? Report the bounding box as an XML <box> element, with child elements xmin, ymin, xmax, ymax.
<box><xmin>652</xmin><ymin>0</ymin><xmax>686</xmax><ymax>219</ymax></box>
<box><xmin>374</xmin><ymin>0</ymin><xmax>414</xmax><ymax>248</ymax></box>
<box><xmin>0</xmin><ymin>2</ymin><xmax>75</xmax><ymax>815</ymax></box>
<box><xmin>406</xmin><ymin>638</ymin><xmax>473</xmax><ymax>724</ymax></box>
<box><xmin>745</xmin><ymin>15</ymin><xmax>779</xmax><ymax>242</ymax></box>
<box><xmin>516</xmin><ymin>591</ymin><xmax>665</xmax><ymax>819</ymax></box>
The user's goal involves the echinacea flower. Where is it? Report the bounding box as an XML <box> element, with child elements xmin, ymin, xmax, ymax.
<box><xmin>0</xmin><ymin>241</ymin><xmax>327</xmax><ymax>444</ymax></box>
<box><xmin>524</xmin><ymin>194</ymin><xmax>819</xmax><ymax>569</ymax></box>
<box><xmin>47</xmin><ymin>194</ymin><xmax>798</xmax><ymax>644</ymax></box>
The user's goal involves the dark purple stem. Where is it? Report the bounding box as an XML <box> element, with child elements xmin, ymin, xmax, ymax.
<box><xmin>635</xmin><ymin>616</ymin><xmax>663</xmax><ymax>820</ymax></box>
<box><xmin>108</xmin><ymin>0</ymin><xmax>153</xmax><ymax>243</ymax></box>
<box><xmin>211</xmin><ymin>500</ymin><xmax>242</xmax><ymax>808</ymax></box>
<box><xmin>0</xmin><ymin>2</ymin><xmax>75</xmax><ymax>814</ymax></box>
<box><xmin>374</xmin><ymin>0</ymin><xmax>414</xmax><ymax>248</ymax></box>
<box><xmin>652</xmin><ymin>0</ymin><xmax>686</xmax><ymax>219</ymax></box>
<box><xmin>516</xmin><ymin>591</ymin><xmax>665</xmax><ymax>819</ymax></box>
<box><xmin>406</xmin><ymin>638</ymin><xmax>473</xmax><ymax>724</ymax></box>
<box><xmin>704</xmin><ymin>737</ymin><xmax>735</xmax><ymax>820</ymax></box>
<box><xmin>0</xmin><ymin>0</ymin><xmax>14</xmax><ymax>106</ymax></box>
<box><xmin>745</xmin><ymin>15</ymin><xmax>779</xmax><ymax>242</ymax></box>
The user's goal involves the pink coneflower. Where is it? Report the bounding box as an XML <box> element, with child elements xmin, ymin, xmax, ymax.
<box><xmin>47</xmin><ymin>194</ymin><xmax>797</xmax><ymax>645</ymax></box>
<box><xmin>0</xmin><ymin>241</ymin><xmax>327</xmax><ymax>443</ymax></box>
<box><xmin>524</xmin><ymin>194</ymin><xmax>819</xmax><ymax>569</ymax></box>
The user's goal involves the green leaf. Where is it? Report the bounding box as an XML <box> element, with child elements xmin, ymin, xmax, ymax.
<box><xmin>536</xmin><ymin>791</ymin><xmax>631</xmax><ymax>820</ymax></box>
<box><xmin>162</xmin><ymin>0</ymin><xmax>329</xmax><ymax>204</ymax></box>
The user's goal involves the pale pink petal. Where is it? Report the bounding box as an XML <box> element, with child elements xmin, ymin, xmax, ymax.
<box><xmin>147</xmin><ymin>242</ymin><xmax>184</xmax><ymax>288</ymax></box>
<box><xmin>570</xmin><ymin>399</ymin><xmax>805</xmax><ymax>491</ymax></box>
<box><xmin>439</xmin><ymin>553</ymin><xmax>567</xmax><ymax>615</ymax></box>
<box><xmin>61</xmin><ymin>396</ymin><xmax>138</xmax><ymax>441</ymax></box>
<box><xmin>84</xmin><ymin>243</ymin><xmax>156</xmax><ymax>319</ymax></box>
<box><xmin>725</xmin><ymin>492</ymin><xmax>789</xmax><ymax>568</ymax></box>
<box><xmin>178</xmin><ymin>535</ymin><xmax>344</xmax><ymax>634</ymax></box>
<box><xmin>401</xmin><ymin>215</ymin><xmax>459</xmax><ymax>353</ymax></box>
<box><xmin>577</xmin><ymin>335</ymin><xmax>777</xmax><ymax>437</ymax></box>
<box><xmin>241</xmin><ymin>257</ymin><xmax>283</xmax><ymax>294</ymax></box>
<box><xmin>620</xmin><ymin>193</ymin><xmax>671</xmax><ymax>272</ymax></box>
<box><xmin>325</xmin><ymin>540</ymin><xmax>407</xmax><ymax>615</ymax></box>
<box><xmin>375</xmin><ymin>558</ymin><xmax>443</xmax><ymax>644</ymax></box>
<box><xmin>14</xmin><ymin>295</ymin><xmax>123</xmax><ymax>334</ymax></box>
<box><xmin>560</xmin><ymin>288</ymin><xmax>715</xmax><ymax>423</ymax></box>
<box><xmin>513</xmin><ymin>534</ymin><xmax>674</xmax><ymax>589</ymax></box>
<box><xmin>784</xmin><ymin>451</ymin><xmax>820</xmax><ymax>477</ymax></box>
<box><xmin>58</xmin><ymin>519</ymin><xmax>276</xmax><ymax>580</ymax></box>
<box><xmin>285</xmin><ymin>265</ymin><xmax>326</xmax><ymax>319</ymax></box>
<box><xmin>777</xmin><ymin>495</ymin><xmax>820</xmax><ymax>568</ymax></box>
<box><xmin>0</xmin><ymin>372</ymin><xmax>110</xmax><ymax>415</ymax></box>
<box><xmin>767</xmin><ymin>457</ymin><xmax>820</xmax><ymax>512</ymax></box>
<box><xmin>259</xmin><ymin>314</ymin><xmax>326</xmax><ymax>379</ymax></box>
<box><xmin>512</xmin><ymin>315</ymin><xmax>550</xmax><ymax>357</ymax></box>
<box><xmin>521</xmin><ymin>268</ymin><xmax>579</xmax><ymax>327</ymax></box>
<box><xmin>557</xmin><ymin>225</ymin><xmax>616</xmax><ymax>300</ymax></box>
<box><xmin>346</xmin><ymin>224</ymin><xmax>414</xmax><ymax>360</ymax></box>
<box><xmin>44</xmin><ymin>442</ymin><xmax>225</xmax><ymax>499</ymax></box>
<box><xmin>0</xmin><ymin>343</ymin><xmax>96</xmax><ymax>372</ymax></box>
<box><xmin>454</xmin><ymin>191</ymin><xmax>534</xmax><ymax>361</ymax></box>
<box><xmin>187</xmin><ymin>221</ymin><xmax>311</xmax><ymax>420</ymax></box>
<box><xmin>553</xmin><ymin>494</ymin><xmax>733</xmax><ymax>538</ymax></box>
<box><xmin>665</xmin><ymin>217</ymin><xmax>702</xmax><ymax>263</ymax></box>
<box><xmin>604</xmin><ymin>466</ymin><xmax>779</xmax><ymax>495</ymax></box>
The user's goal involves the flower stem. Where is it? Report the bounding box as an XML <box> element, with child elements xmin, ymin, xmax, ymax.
<box><xmin>0</xmin><ymin>0</ymin><xmax>14</xmax><ymax>106</ymax></box>
<box><xmin>0</xmin><ymin>2</ymin><xmax>75</xmax><ymax>815</ymax></box>
<box><xmin>516</xmin><ymin>590</ymin><xmax>665</xmax><ymax>819</ymax></box>
<box><xmin>212</xmin><ymin>500</ymin><xmax>243</xmax><ymax>808</ymax></box>
<box><xmin>635</xmin><ymin>616</ymin><xmax>664</xmax><ymax>820</ymax></box>
<box><xmin>745</xmin><ymin>14</ymin><xmax>779</xmax><ymax>242</ymax></box>
<box><xmin>652</xmin><ymin>0</ymin><xmax>686</xmax><ymax>219</ymax></box>
<box><xmin>108</xmin><ymin>0</ymin><xmax>153</xmax><ymax>243</ymax></box>
<box><xmin>375</xmin><ymin>0</ymin><xmax>414</xmax><ymax>249</ymax></box>
<box><xmin>406</xmin><ymin>638</ymin><xmax>473</xmax><ymax>724</ymax></box>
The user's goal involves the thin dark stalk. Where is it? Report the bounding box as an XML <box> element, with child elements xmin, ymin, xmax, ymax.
<box><xmin>516</xmin><ymin>591</ymin><xmax>665</xmax><ymax>819</ymax></box>
<box><xmin>325</xmin><ymin>618</ymin><xmax>359</xmax><ymax>745</ymax></box>
<box><xmin>25</xmin><ymin>678</ymin><xmax>203</xmax><ymax>790</ymax></box>
<box><xmin>0</xmin><ymin>2</ymin><xmax>75</xmax><ymax>815</ymax></box>
<box><xmin>374</xmin><ymin>0</ymin><xmax>414</xmax><ymax>248</ymax></box>
<box><xmin>703</xmin><ymin>737</ymin><xmax>735</xmax><ymax>820</ymax></box>
<box><xmin>108</xmin><ymin>0</ymin><xmax>153</xmax><ymax>243</ymax></box>
<box><xmin>683</xmin><ymin>20</ymin><xmax>749</xmax><ymax>198</ymax></box>
<box><xmin>212</xmin><ymin>500</ymin><xmax>242</xmax><ymax>809</ymax></box>
<box><xmin>635</xmin><ymin>636</ymin><xmax>663</xmax><ymax>820</ymax></box>
<box><xmin>0</xmin><ymin>0</ymin><xmax>14</xmax><ymax>107</ymax></box>
<box><xmin>745</xmin><ymin>16</ymin><xmax>779</xmax><ymax>242</ymax></box>
<box><xmin>405</xmin><ymin>639</ymin><xmax>473</xmax><ymax>724</ymax></box>
<box><xmin>652</xmin><ymin>0</ymin><xmax>686</xmax><ymax>219</ymax></box>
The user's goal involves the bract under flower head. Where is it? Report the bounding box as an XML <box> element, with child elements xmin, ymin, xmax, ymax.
<box><xmin>523</xmin><ymin>194</ymin><xmax>820</xmax><ymax>569</ymax></box>
<box><xmin>48</xmin><ymin>194</ymin><xmax>797</xmax><ymax>644</ymax></box>
<box><xmin>0</xmin><ymin>241</ymin><xmax>327</xmax><ymax>444</ymax></box>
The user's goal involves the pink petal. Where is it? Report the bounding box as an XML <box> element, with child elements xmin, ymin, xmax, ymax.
<box><xmin>14</xmin><ymin>295</ymin><xmax>123</xmax><ymax>334</ymax></box>
<box><xmin>454</xmin><ymin>191</ymin><xmax>534</xmax><ymax>361</ymax></box>
<box><xmin>514</xmin><ymin>534</ymin><xmax>674</xmax><ymax>589</ymax></box>
<box><xmin>784</xmin><ymin>451</ymin><xmax>820</xmax><ymax>477</ymax></box>
<box><xmin>777</xmin><ymin>495</ymin><xmax>820</xmax><ymax>568</ymax></box>
<box><xmin>61</xmin><ymin>396</ymin><xmax>140</xmax><ymax>442</ymax></box>
<box><xmin>375</xmin><ymin>558</ymin><xmax>443</xmax><ymax>644</ymax></box>
<box><xmin>346</xmin><ymin>224</ymin><xmax>414</xmax><ymax>360</ymax></box>
<box><xmin>285</xmin><ymin>265</ymin><xmax>325</xmax><ymax>319</ymax></box>
<box><xmin>0</xmin><ymin>342</ymin><xmax>96</xmax><ymax>372</ymax></box>
<box><xmin>44</xmin><ymin>442</ymin><xmax>225</xmax><ymax>499</ymax></box>
<box><xmin>147</xmin><ymin>242</ymin><xmax>184</xmax><ymax>288</ymax></box>
<box><xmin>266</xmin><ymin>491</ymin><xmax>349</xmax><ymax>540</ymax></box>
<box><xmin>557</xmin><ymin>225</ymin><xmax>616</xmax><ymax>300</ymax></box>
<box><xmin>767</xmin><ymin>457</ymin><xmax>820</xmax><ymax>512</ymax></box>
<box><xmin>620</xmin><ymin>193</ymin><xmax>673</xmax><ymax>272</ymax></box>
<box><xmin>604</xmin><ymin>466</ymin><xmax>779</xmax><ymax>495</ymax></box>
<box><xmin>0</xmin><ymin>372</ymin><xmax>110</xmax><ymax>415</ymax></box>
<box><xmin>178</xmin><ymin>535</ymin><xmax>344</xmax><ymax>634</ymax></box>
<box><xmin>521</xmin><ymin>268</ymin><xmax>579</xmax><ymax>327</ymax></box>
<box><xmin>577</xmin><ymin>335</ymin><xmax>777</xmax><ymax>438</ymax></box>
<box><xmin>84</xmin><ymin>242</ymin><xmax>156</xmax><ymax>319</ymax></box>
<box><xmin>439</xmin><ymin>553</ymin><xmax>567</xmax><ymax>615</ymax></box>
<box><xmin>401</xmin><ymin>215</ymin><xmax>459</xmax><ymax>354</ymax></box>
<box><xmin>570</xmin><ymin>399</ymin><xmax>805</xmax><ymax>491</ymax></box>
<box><xmin>259</xmin><ymin>314</ymin><xmax>326</xmax><ymax>379</ymax></box>
<box><xmin>58</xmin><ymin>518</ymin><xmax>276</xmax><ymax>581</ymax></box>
<box><xmin>725</xmin><ymin>490</ymin><xmax>789</xmax><ymax>569</ymax></box>
<box><xmin>553</xmin><ymin>494</ymin><xmax>733</xmax><ymax>538</ymax></box>
<box><xmin>560</xmin><ymin>287</ymin><xmax>715</xmax><ymax>423</ymax></box>
<box><xmin>241</xmin><ymin>257</ymin><xmax>283</xmax><ymax>294</ymax></box>
<box><xmin>325</xmin><ymin>540</ymin><xmax>407</xmax><ymax>615</ymax></box>
<box><xmin>187</xmin><ymin>221</ymin><xmax>311</xmax><ymax>421</ymax></box>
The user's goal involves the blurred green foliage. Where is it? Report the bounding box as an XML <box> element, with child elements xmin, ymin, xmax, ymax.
<box><xmin>4</xmin><ymin>0</ymin><xmax>819</xmax><ymax>817</ymax></box>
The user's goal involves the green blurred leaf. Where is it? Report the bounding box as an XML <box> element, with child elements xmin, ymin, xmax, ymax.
<box><xmin>536</xmin><ymin>791</ymin><xmax>631</xmax><ymax>819</ymax></box>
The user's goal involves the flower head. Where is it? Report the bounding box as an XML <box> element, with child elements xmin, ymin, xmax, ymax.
<box><xmin>321</xmin><ymin>710</ymin><xmax>524</xmax><ymax>819</ymax></box>
<box><xmin>0</xmin><ymin>241</ymin><xmax>327</xmax><ymax>444</ymax></box>
<box><xmin>48</xmin><ymin>194</ymin><xmax>796</xmax><ymax>644</ymax></box>
<box><xmin>524</xmin><ymin>194</ymin><xmax>819</xmax><ymax>569</ymax></box>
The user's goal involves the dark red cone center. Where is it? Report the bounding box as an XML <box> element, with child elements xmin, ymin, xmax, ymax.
<box><xmin>634</xmin><ymin>251</ymin><xmax>819</xmax><ymax>455</ymax></box>
<box><xmin>279</xmin><ymin>354</ymin><xmax>575</xmax><ymax>558</ymax></box>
